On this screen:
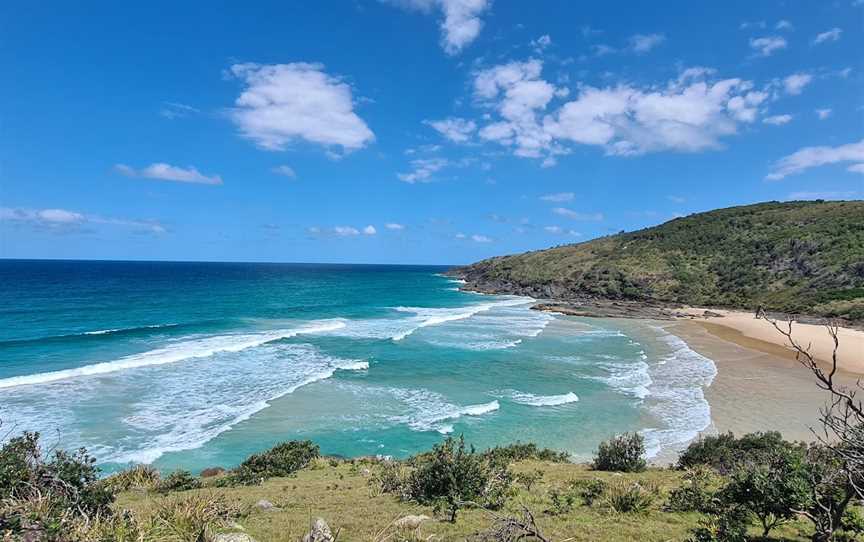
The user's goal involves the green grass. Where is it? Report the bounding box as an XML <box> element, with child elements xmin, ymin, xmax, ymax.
<box><xmin>455</xmin><ymin>200</ymin><xmax>864</xmax><ymax>322</ymax></box>
<box><xmin>114</xmin><ymin>459</ymin><xmax>817</xmax><ymax>541</ymax></box>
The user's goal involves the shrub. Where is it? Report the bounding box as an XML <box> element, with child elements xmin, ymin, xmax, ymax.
<box><xmin>578</xmin><ymin>478</ymin><xmax>608</xmax><ymax>506</ymax></box>
<box><xmin>102</xmin><ymin>464</ymin><xmax>161</xmax><ymax>492</ymax></box>
<box><xmin>677</xmin><ymin>431</ymin><xmax>795</xmax><ymax>474</ymax></box>
<box><xmin>369</xmin><ymin>460</ymin><xmax>410</xmax><ymax>498</ymax></box>
<box><xmin>604</xmin><ymin>481</ymin><xmax>658</xmax><ymax>514</ymax></box>
<box><xmin>157</xmin><ymin>469</ymin><xmax>200</xmax><ymax>493</ymax></box>
<box><xmin>592</xmin><ymin>433</ymin><xmax>646</xmax><ymax>472</ymax></box>
<box><xmin>67</xmin><ymin>510</ymin><xmax>144</xmax><ymax>542</ymax></box>
<box><xmin>148</xmin><ymin>492</ymin><xmax>242</xmax><ymax>542</ymax></box>
<box><xmin>686</xmin><ymin>506</ymin><xmax>749</xmax><ymax>542</ymax></box>
<box><xmin>665</xmin><ymin>466</ymin><xmax>718</xmax><ymax>513</ymax></box>
<box><xmin>228</xmin><ymin>440</ymin><xmax>319</xmax><ymax>485</ymax></box>
<box><xmin>405</xmin><ymin>435</ymin><xmax>513</xmax><ymax>522</ymax></box>
<box><xmin>515</xmin><ymin>469</ymin><xmax>544</xmax><ymax>491</ymax></box>
<box><xmin>483</xmin><ymin>442</ymin><xmax>570</xmax><ymax>464</ymax></box>
<box><xmin>545</xmin><ymin>486</ymin><xmax>578</xmax><ymax>516</ymax></box>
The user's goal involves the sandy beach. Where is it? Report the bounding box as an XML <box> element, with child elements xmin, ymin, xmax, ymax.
<box><xmin>669</xmin><ymin>316</ymin><xmax>863</xmax><ymax>444</ymax></box>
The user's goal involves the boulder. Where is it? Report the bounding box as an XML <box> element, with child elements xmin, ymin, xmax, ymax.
<box><xmin>255</xmin><ymin>499</ymin><xmax>277</xmax><ymax>512</ymax></box>
<box><xmin>394</xmin><ymin>514</ymin><xmax>431</xmax><ymax>530</ymax></box>
<box><xmin>213</xmin><ymin>534</ymin><xmax>256</xmax><ymax>542</ymax></box>
<box><xmin>303</xmin><ymin>518</ymin><xmax>335</xmax><ymax>542</ymax></box>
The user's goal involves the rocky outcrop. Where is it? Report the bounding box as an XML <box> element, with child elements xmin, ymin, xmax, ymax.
<box><xmin>303</xmin><ymin>518</ymin><xmax>336</xmax><ymax>542</ymax></box>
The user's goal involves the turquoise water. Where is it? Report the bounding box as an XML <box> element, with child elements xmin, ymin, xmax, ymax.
<box><xmin>0</xmin><ymin>260</ymin><xmax>716</xmax><ymax>473</ymax></box>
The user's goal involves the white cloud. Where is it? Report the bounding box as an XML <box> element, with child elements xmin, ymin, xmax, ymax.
<box><xmin>471</xmin><ymin>234</ymin><xmax>492</xmax><ymax>242</ymax></box>
<box><xmin>385</xmin><ymin>223</ymin><xmax>405</xmax><ymax>230</ymax></box>
<box><xmin>813</xmin><ymin>28</ymin><xmax>842</xmax><ymax>44</ymax></box>
<box><xmin>544</xmin><ymin>225</ymin><xmax>562</xmax><ymax>233</ymax></box>
<box><xmin>629</xmin><ymin>33</ymin><xmax>666</xmax><ymax>53</ymax></box>
<box><xmin>334</xmin><ymin>226</ymin><xmax>361</xmax><ymax>236</ymax></box>
<box><xmin>816</xmin><ymin>108</ymin><xmax>832</xmax><ymax>120</ymax></box>
<box><xmin>455</xmin><ymin>232</ymin><xmax>467</xmax><ymax>239</ymax></box>
<box><xmin>763</xmin><ymin>114</ymin><xmax>793</xmax><ymax>125</ymax></box>
<box><xmin>386</xmin><ymin>0</ymin><xmax>491</xmax><ymax>55</ymax></box>
<box><xmin>0</xmin><ymin>207</ymin><xmax>165</xmax><ymax>234</ymax></box>
<box><xmin>272</xmin><ymin>165</ymin><xmax>297</xmax><ymax>178</ymax></box>
<box><xmin>552</xmin><ymin>207</ymin><xmax>603</xmax><ymax>221</ymax></box>
<box><xmin>783</xmin><ymin>73</ymin><xmax>812</xmax><ymax>95</ymax></box>
<box><xmin>397</xmin><ymin>157</ymin><xmax>449</xmax><ymax>183</ymax></box>
<box><xmin>363</xmin><ymin>225</ymin><xmax>377</xmax><ymax>235</ymax></box>
<box><xmin>667</xmin><ymin>195</ymin><xmax>686</xmax><ymax>203</ymax></box>
<box><xmin>115</xmin><ymin>163</ymin><xmax>223</xmax><ymax>185</ymax></box>
<box><xmin>531</xmin><ymin>34</ymin><xmax>552</xmax><ymax>53</ymax></box>
<box><xmin>739</xmin><ymin>21</ymin><xmax>767</xmax><ymax>30</ymax></box>
<box><xmin>749</xmin><ymin>36</ymin><xmax>787</xmax><ymax>57</ymax></box>
<box><xmin>160</xmin><ymin>102</ymin><xmax>200</xmax><ymax>119</ymax></box>
<box><xmin>766</xmin><ymin>139</ymin><xmax>864</xmax><ymax>180</ymax></box>
<box><xmin>228</xmin><ymin>63</ymin><xmax>374</xmax><ymax>154</ymax></box>
<box><xmin>775</xmin><ymin>20</ymin><xmax>794</xmax><ymax>31</ymax></box>
<box><xmin>786</xmin><ymin>190</ymin><xmax>857</xmax><ymax>200</ymax></box>
<box><xmin>425</xmin><ymin>117</ymin><xmax>477</xmax><ymax>142</ymax></box>
<box><xmin>540</xmin><ymin>192</ymin><xmax>574</xmax><ymax>202</ymax></box>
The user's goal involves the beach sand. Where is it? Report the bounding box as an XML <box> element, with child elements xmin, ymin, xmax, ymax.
<box><xmin>669</xmin><ymin>319</ymin><xmax>862</xmax><ymax>444</ymax></box>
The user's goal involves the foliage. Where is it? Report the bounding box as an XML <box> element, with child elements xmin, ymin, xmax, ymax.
<box><xmin>454</xmin><ymin>201</ymin><xmax>864</xmax><ymax>321</ymax></box>
<box><xmin>102</xmin><ymin>464</ymin><xmax>161</xmax><ymax>492</ymax></box>
<box><xmin>227</xmin><ymin>439</ymin><xmax>319</xmax><ymax>485</ymax></box>
<box><xmin>717</xmin><ymin>446</ymin><xmax>811</xmax><ymax>538</ymax></box>
<box><xmin>369</xmin><ymin>460</ymin><xmax>411</xmax><ymax>499</ymax></box>
<box><xmin>148</xmin><ymin>492</ymin><xmax>243</xmax><ymax>542</ymax></box>
<box><xmin>677</xmin><ymin>431</ymin><xmax>799</xmax><ymax>474</ymax></box>
<box><xmin>686</xmin><ymin>506</ymin><xmax>749</xmax><ymax>542</ymax></box>
<box><xmin>157</xmin><ymin>469</ymin><xmax>200</xmax><ymax>493</ymax></box>
<box><xmin>592</xmin><ymin>433</ymin><xmax>647</xmax><ymax>473</ymax></box>
<box><xmin>405</xmin><ymin>435</ymin><xmax>513</xmax><ymax>522</ymax></box>
<box><xmin>576</xmin><ymin>478</ymin><xmax>607</xmax><ymax>507</ymax></box>
<box><xmin>797</xmin><ymin>444</ymin><xmax>860</xmax><ymax>542</ymax></box>
<box><xmin>664</xmin><ymin>466</ymin><xmax>719</xmax><ymax>513</ymax></box>
<box><xmin>482</xmin><ymin>442</ymin><xmax>570</xmax><ymax>464</ymax></box>
<box><xmin>603</xmin><ymin>481</ymin><xmax>658</xmax><ymax>514</ymax></box>
<box><xmin>514</xmin><ymin>469</ymin><xmax>544</xmax><ymax>492</ymax></box>
<box><xmin>544</xmin><ymin>485</ymin><xmax>578</xmax><ymax>516</ymax></box>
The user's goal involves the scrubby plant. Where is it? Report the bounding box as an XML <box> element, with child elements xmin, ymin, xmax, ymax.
<box><xmin>686</xmin><ymin>506</ymin><xmax>749</xmax><ymax>542</ymax></box>
<box><xmin>157</xmin><ymin>469</ymin><xmax>200</xmax><ymax>493</ymax></box>
<box><xmin>227</xmin><ymin>440</ymin><xmax>319</xmax><ymax>485</ymax></box>
<box><xmin>66</xmin><ymin>510</ymin><xmax>144</xmax><ymax>542</ymax></box>
<box><xmin>592</xmin><ymin>433</ymin><xmax>646</xmax><ymax>473</ymax></box>
<box><xmin>515</xmin><ymin>469</ymin><xmax>544</xmax><ymax>492</ymax></box>
<box><xmin>545</xmin><ymin>486</ymin><xmax>578</xmax><ymax>516</ymax></box>
<box><xmin>148</xmin><ymin>492</ymin><xmax>243</xmax><ymax>542</ymax></box>
<box><xmin>577</xmin><ymin>478</ymin><xmax>608</xmax><ymax>507</ymax></box>
<box><xmin>603</xmin><ymin>481</ymin><xmax>658</xmax><ymax>514</ymax></box>
<box><xmin>369</xmin><ymin>460</ymin><xmax>411</xmax><ymax>498</ymax></box>
<box><xmin>483</xmin><ymin>442</ymin><xmax>570</xmax><ymax>464</ymax></box>
<box><xmin>677</xmin><ymin>431</ymin><xmax>796</xmax><ymax>474</ymax></box>
<box><xmin>102</xmin><ymin>464</ymin><xmax>161</xmax><ymax>492</ymax></box>
<box><xmin>664</xmin><ymin>466</ymin><xmax>718</xmax><ymax>513</ymax></box>
<box><xmin>405</xmin><ymin>435</ymin><xmax>513</xmax><ymax>522</ymax></box>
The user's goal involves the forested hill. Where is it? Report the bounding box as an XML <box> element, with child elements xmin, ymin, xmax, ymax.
<box><xmin>452</xmin><ymin>201</ymin><xmax>864</xmax><ymax>322</ymax></box>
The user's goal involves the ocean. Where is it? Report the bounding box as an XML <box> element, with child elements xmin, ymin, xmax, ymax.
<box><xmin>0</xmin><ymin>260</ymin><xmax>716</xmax><ymax>473</ymax></box>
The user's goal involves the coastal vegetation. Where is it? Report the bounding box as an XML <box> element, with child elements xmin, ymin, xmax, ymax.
<box><xmin>453</xmin><ymin>201</ymin><xmax>864</xmax><ymax>322</ymax></box>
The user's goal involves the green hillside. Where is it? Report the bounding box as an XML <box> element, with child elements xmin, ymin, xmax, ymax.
<box><xmin>453</xmin><ymin>201</ymin><xmax>864</xmax><ymax>321</ymax></box>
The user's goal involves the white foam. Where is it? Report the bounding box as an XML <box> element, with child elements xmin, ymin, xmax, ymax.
<box><xmin>83</xmin><ymin>323</ymin><xmax>178</xmax><ymax>336</ymax></box>
<box><xmin>338</xmin><ymin>360</ymin><xmax>369</xmax><ymax>371</ymax></box>
<box><xmin>0</xmin><ymin>320</ymin><xmax>346</xmax><ymax>389</ymax></box>
<box><xmin>390</xmin><ymin>301</ymin><xmax>526</xmax><ymax>341</ymax></box>
<box><xmin>504</xmin><ymin>390</ymin><xmax>579</xmax><ymax>407</ymax></box>
<box><xmin>386</xmin><ymin>388</ymin><xmax>500</xmax><ymax>433</ymax></box>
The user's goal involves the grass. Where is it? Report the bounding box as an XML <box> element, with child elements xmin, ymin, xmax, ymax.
<box><xmin>114</xmin><ymin>459</ymin><xmax>817</xmax><ymax>541</ymax></box>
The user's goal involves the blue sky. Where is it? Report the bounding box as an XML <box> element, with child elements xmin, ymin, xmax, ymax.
<box><xmin>1</xmin><ymin>1</ymin><xmax>862</xmax><ymax>264</ymax></box>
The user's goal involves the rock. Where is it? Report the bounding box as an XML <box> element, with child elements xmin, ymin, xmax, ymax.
<box><xmin>703</xmin><ymin>310</ymin><xmax>724</xmax><ymax>318</ymax></box>
<box><xmin>303</xmin><ymin>518</ymin><xmax>335</xmax><ymax>542</ymax></box>
<box><xmin>360</xmin><ymin>467</ymin><xmax>372</xmax><ymax>477</ymax></box>
<box><xmin>200</xmin><ymin>466</ymin><xmax>226</xmax><ymax>477</ymax></box>
<box><xmin>213</xmin><ymin>534</ymin><xmax>256</xmax><ymax>542</ymax></box>
<box><xmin>394</xmin><ymin>515</ymin><xmax>431</xmax><ymax>530</ymax></box>
<box><xmin>255</xmin><ymin>499</ymin><xmax>277</xmax><ymax>512</ymax></box>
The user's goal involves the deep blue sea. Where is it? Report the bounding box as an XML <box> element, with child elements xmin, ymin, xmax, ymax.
<box><xmin>0</xmin><ymin>260</ymin><xmax>716</xmax><ymax>473</ymax></box>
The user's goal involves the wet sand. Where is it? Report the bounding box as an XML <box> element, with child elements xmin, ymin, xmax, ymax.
<box><xmin>668</xmin><ymin>320</ymin><xmax>861</xmax><ymax>444</ymax></box>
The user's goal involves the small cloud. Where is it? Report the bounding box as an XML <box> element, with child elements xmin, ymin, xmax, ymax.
<box><xmin>816</xmin><ymin>108</ymin><xmax>832</xmax><ymax>120</ymax></box>
<box><xmin>629</xmin><ymin>33</ymin><xmax>665</xmax><ymax>53</ymax></box>
<box><xmin>471</xmin><ymin>234</ymin><xmax>492</xmax><ymax>242</ymax></box>
<box><xmin>775</xmin><ymin>20</ymin><xmax>794</xmax><ymax>31</ymax></box>
<box><xmin>424</xmin><ymin>117</ymin><xmax>477</xmax><ymax>143</ymax></box>
<box><xmin>552</xmin><ymin>207</ymin><xmax>604</xmax><ymax>221</ymax></box>
<box><xmin>160</xmin><ymin>102</ymin><xmax>200</xmax><ymax>119</ymax></box>
<box><xmin>592</xmin><ymin>44</ymin><xmax>617</xmax><ymax>56</ymax></box>
<box><xmin>763</xmin><ymin>114</ymin><xmax>793</xmax><ymax>125</ymax></box>
<box><xmin>540</xmin><ymin>192</ymin><xmax>574</xmax><ymax>202</ymax></box>
<box><xmin>385</xmin><ymin>223</ymin><xmax>405</xmax><ymax>230</ymax></box>
<box><xmin>334</xmin><ymin>226</ymin><xmax>361</xmax><ymax>236</ymax></box>
<box><xmin>766</xmin><ymin>138</ymin><xmax>864</xmax><ymax>180</ymax></box>
<box><xmin>455</xmin><ymin>232</ymin><xmax>467</xmax><ymax>239</ymax></box>
<box><xmin>0</xmin><ymin>207</ymin><xmax>165</xmax><ymax>235</ymax></box>
<box><xmin>115</xmin><ymin>163</ymin><xmax>223</xmax><ymax>185</ymax></box>
<box><xmin>544</xmin><ymin>225</ymin><xmax>562</xmax><ymax>233</ymax></box>
<box><xmin>531</xmin><ymin>34</ymin><xmax>552</xmax><ymax>53</ymax></box>
<box><xmin>666</xmin><ymin>195</ymin><xmax>686</xmax><ymax>204</ymax></box>
<box><xmin>783</xmin><ymin>73</ymin><xmax>812</xmax><ymax>95</ymax></box>
<box><xmin>272</xmin><ymin>165</ymin><xmax>297</xmax><ymax>178</ymax></box>
<box><xmin>786</xmin><ymin>190</ymin><xmax>857</xmax><ymax>200</ymax></box>
<box><xmin>397</xmin><ymin>158</ymin><xmax>449</xmax><ymax>183</ymax></box>
<box><xmin>813</xmin><ymin>28</ymin><xmax>842</xmax><ymax>44</ymax></box>
<box><xmin>739</xmin><ymin>21</ymin><xmax>767</xmax><ymax>30</ymax></box>
<box><xmin>749</xmin><ymin>36</ymin><xmax>787</xmax><ymax>57</ymax></box>
<box><xmin>363</xmin><ymin>225</ymin><xmax>377</xmax><ymax>235</ymax></box>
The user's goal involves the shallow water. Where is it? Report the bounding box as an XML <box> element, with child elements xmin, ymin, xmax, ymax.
<box><xmin>0</xmin><ymin>260</ymin><xmax>716</xmax><ymax>472</ymax></box>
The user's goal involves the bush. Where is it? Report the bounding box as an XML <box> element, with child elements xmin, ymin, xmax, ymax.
<box><xmin>369</xmin><ymin>460</ymin><xmax>410</xmax><ymax>498</ymax></box>
<box><xmin>515</xmin><ymin>469</ymin><xmax>544</xmax><ymax>491</ymax></box>
<box><xmin>677</xmin><ymin>431</ymin><xmax>796</xmax><ymax>474</ymax></box>
<box><xmin>102</xmin><ymin>464</ymin><xmax>161</xmax><ymax>492</ymax></box>
<box><xmin>665</xmin><ymin>466</ymin><xmax>718</xmax><ymax>513</ymax></box>
<box><xmin>157</xmin><ymin>469</ymin><xmax>200</xmax><ymax>493</ymax></box>
<box><xmin>148</xmin><ymin>492</ymin><xmax>243</xmax><ymax>542</ymax></box>
<box><xmin>0</xmin><ymin>431</ymin><xmax>114</xmax><ymax>537</ymax></box>
<box><xmin>405</xmin><ymin>435</ymin><xmax>513</xmax><ymax>522</ymax></box>
<box><xmin>483</xmin><ymin>442</ymin><xmax>570</xmax><ymax>464</ymax></box>
<box><xmin>578</xmin><ymin>478</ymin><xmax>608</xmax><ymax>506</ymax></box>
<box><xmin>687</xmin><ymin>506</ymin><xmax>749</xmax><ymax>542</ymax></box>
<box><xmin>545</xmin><ymin>485</ymin><xmax>578</xmax><ymax>516</ymax></box>
<box><xmin>228</xmin><ymin>440</ymin><xmax>319</xmax><ymax>485</ymax></box>
<box><xmin>604</xmin><ymin>481</ymin><xmax>658</xmax><ymax>514</ymax></box>
<box><xmin>592</xmin><ymin>433</ymin><xmax>646</xmax><ymax>472</ymax></box>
